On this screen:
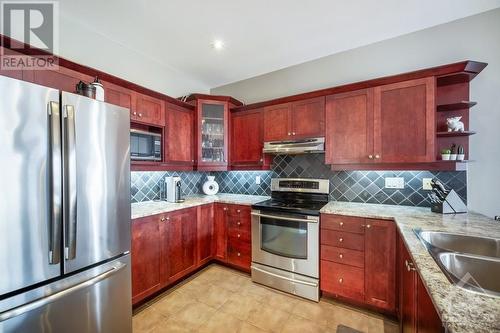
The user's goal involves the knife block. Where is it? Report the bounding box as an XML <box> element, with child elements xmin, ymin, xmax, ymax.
<box><xmin>431</xmin><ymin>190</ymin><xmax>468</xmax><ymax>214</ymax></box>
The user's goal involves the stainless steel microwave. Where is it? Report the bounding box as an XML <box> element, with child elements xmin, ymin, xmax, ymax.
<box><xmin>130</xmin><ymin>129</ymin><xmax>162</xmax><ymax>161</ymax></box>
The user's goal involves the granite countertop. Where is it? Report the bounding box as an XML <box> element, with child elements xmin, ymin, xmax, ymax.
<box><xmin>320</xmin><ymin>201</ymin><xmax>500</xmax><ymax>333</ymax></box>
<box><xmin>131</xmin><ymin>193</ymin><xmax>270</xmax><ymax>219</ymax></box>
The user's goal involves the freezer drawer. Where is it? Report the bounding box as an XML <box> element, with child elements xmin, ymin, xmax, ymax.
<box><xmin>0</xmin><ymin>255</ymin><xmax>132</xmax><ymax>333</ymax></box>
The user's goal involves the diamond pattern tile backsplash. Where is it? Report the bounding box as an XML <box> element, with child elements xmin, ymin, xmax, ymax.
<box><xmin>131</xmin><ymin>154</ymin><xmax>466</xmax><ymax>207</ymax></box>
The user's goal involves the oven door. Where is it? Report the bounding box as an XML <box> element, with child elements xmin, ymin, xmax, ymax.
<box><xmin>251</xmin><ymin>210</ymin><xmax>319</xmax><ymax>278</ymax></box>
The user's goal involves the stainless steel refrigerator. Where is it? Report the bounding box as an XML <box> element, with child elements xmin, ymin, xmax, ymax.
<box><xmin>0</xmin><ymin>75</ymin><xmax>132</xmax><ymax>332</ymax></box>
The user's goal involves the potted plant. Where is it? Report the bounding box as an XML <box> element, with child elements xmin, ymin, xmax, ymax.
<box><xmin>449</xmin><ymin>144</ymin><xmax>457</xmax><ymax>160</ymax></box>
<box><xmin>457</xmin><ymin>145</ymin><xmax>465</xmax><ymax>161</ymax></box>
<box><xmin>441</xmin><ymin>148</ymin><xmax>451</xmax><ymax>160</ymax></box>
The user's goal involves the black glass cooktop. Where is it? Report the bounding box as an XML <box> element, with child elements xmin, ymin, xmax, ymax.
<box><xmin>252</xmin><ymin>198</ymin><xmax>327</xmax><ymax>216</ymax></box>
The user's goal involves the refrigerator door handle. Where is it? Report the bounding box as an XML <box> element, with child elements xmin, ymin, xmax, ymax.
<box><xmin>63</xmin><ymin>105</ymin><xmax>78</xmax><ymax>260</ymax></box>
<box><xmin>0</xmin><ymin>263</ymin><xmax>126</xmax><ymax>322</ymax></box>
<box><xmin>48</xmin><ymin>102</ymin><xmax>62</xmax><ymax>265</ymax></box>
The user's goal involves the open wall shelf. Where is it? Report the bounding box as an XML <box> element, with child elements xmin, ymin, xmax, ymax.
<box><xmin>436</xmin><ymin>101</ymin><xmax>477</xmax><ymax>112</ymax></box>
<box><xmin>436</xmin><ymin>131</ymin><xmax>476</xmax><ymax>137</ymax></box>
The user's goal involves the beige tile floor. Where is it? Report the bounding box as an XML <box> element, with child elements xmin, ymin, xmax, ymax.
<box><xmin>133</xmin><ymin>264</ymin><xmax>399</xmax><ymax>333</ymax></box>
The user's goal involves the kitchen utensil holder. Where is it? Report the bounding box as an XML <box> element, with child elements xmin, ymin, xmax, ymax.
<box><xmin>430</xmin><ymin>189</ymin><xmax>467</xmax><ymax>214</ymax></box>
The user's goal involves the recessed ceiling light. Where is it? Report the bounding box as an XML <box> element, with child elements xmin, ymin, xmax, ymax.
<box><xmin>212</xmin><ymin>39</ymin><xmax>224</xmax><ymax>50</ymax></box>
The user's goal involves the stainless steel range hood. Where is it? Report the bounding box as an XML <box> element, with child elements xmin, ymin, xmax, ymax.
<box><xmin>263</xmin><ymin>137</ymin><xmax>325</xmax><ymax>155</ymax></box>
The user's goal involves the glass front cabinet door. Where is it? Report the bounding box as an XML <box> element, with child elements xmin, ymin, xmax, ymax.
<box><xmin>196</xmin><ymin>99</ymin><xmax>229</xmax><ymax>170</ymax></box>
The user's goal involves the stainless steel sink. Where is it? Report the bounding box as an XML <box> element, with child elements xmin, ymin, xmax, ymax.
<box><xmin>415</xmin><ymin>229</ymin><xmax>500</xmax><ymax>297</ymax></box>
<box><xmin>439</xmin><ymin>253</ymin><xmax>500</xmax><ymax>297</ymax></box>
<box><xmin>419</xmin><ymin>231</ymin><xmax>500</xmax><ymax>259</ymax></box>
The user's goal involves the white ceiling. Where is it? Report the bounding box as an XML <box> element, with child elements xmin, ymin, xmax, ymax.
<box><xmin>60</xmin><ymin>0</ymin><xmax>500</xmax><ymax>91</ymax></box>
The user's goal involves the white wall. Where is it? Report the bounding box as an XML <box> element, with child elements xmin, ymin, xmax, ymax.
<box><xmin>212</xmin><ymin>9</ymin><xmax>500</xmax><ymax>218</ymax></box>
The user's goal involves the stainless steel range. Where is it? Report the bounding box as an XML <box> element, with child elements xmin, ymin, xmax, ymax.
<box><xmin>251</xmin><ymin>178</ymin><xmax>329</xmax><ymax>301</ymax></box>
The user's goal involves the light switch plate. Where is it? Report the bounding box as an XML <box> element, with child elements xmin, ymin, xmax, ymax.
<box><xmin>385</xmin><ymin>177</ymin><xmax>405</xmax><ymax>189</ymax></box>
<box><xmin>255</xmin><ymin>176</ymin><xmax>261</xmax><ymax>185</ymax></box>
<box><xmin>422</xmin><ymin>178</ymin><xmax>433</xmax><ymax>191</ymax></box>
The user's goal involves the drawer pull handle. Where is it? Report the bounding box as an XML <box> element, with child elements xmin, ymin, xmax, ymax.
<box><xmin>338</xmin><ymin>278</ymin><xmax>343</xmax><ymax>284</ymax></box>
<box><xmin>339</xmin><ymin>238</ymin><xmax>343</xmax><ymax>242</ymax></box>
<box><xmin>339</xmin><ymin>254</ymin><xmax>343</xmax><ymax>259</ymax></box>
<box><xmin>339</xmin><ymin>222</ymin><xmax>344</xmax><ymax>226</ymax></box>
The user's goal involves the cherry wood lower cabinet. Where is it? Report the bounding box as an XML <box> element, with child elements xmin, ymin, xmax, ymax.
<box><xmin>131</xmin><ymin>214</ymin><xmax>164</xmax><ymax>304</ymax></box>
<box><xmin>197</xmin><ymin>204</ymin><xmax>214</xmax><ymax>265</ymax></box>
<box><xmin>132</xmin><ymin>203</ymin><xmax>252</xmax><ymax>304</ymax></box>
<box><xmin>214</xmin><ymin>204</ymin><xmax>252</xmax><ymax>272</ymax></box>
<box><xmin>166</xmin><ymin>208</ymin><xmax>197</xmax><ymax>281</ymax></box>
<box><xmin>320</xmin><ymin>214</ymin><xmax>396</xmax><ymax>313</ymax></box>
<box><xmin>399</xmin><ymin>233</ymin><xmax>444</xmax><ymax>333</ymax></box>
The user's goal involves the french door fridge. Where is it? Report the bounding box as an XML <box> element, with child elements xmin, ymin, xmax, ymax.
<box><xmin>0</xmin><ymin>75</ymin><xmax>132</xmax><ymax>332</ymax></box>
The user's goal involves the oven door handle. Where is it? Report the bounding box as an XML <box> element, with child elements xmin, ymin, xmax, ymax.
<box><xmin>251</xmin><ymin>265</ymin><xmax>318</xmax><ymax>287</ymax></box>
<box><xmin>251</xmin><ymin>212</ymin><xmax>318</xmax><ymax>223</ymax></box>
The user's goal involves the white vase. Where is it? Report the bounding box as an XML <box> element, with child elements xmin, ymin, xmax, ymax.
<box><xmin>449</xmin><ymin>154</ymin><xmax>457</xmax><ymax>160</ymax></box>
<box><xmin>457</xmin><ymin>154</ymin><xmax>465</xmax><ymax>161</ymax></box>
<box><xmin>441</xmin><ymin>154</ymin><xmax>451</xmax><ymax>161</ymax></box>
<box><xmin>202</xmin><ymin>176</ymin><xmax>219</xmax><ymax>195</ymax></box>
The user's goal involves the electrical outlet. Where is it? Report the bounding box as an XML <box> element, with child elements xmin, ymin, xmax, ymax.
<box><xmin>385</xmin><ymin>177</ymin><xmax>405</xmax><ymax>189</ymax></box>
<box><xmin>422</xmin><ymin>178</ymin><xmax>433</xmax><ymax>190</ymax></box>
<box><xmin>255</xmin><ymin>176</ymin><xmax>261</xmax><ymax>185</ymax></box>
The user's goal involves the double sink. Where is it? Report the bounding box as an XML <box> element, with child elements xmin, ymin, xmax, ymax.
<box><xmin>415</xmin><ymin>230</ymin><xmax>500</xmax><ymax>297</ymax></box>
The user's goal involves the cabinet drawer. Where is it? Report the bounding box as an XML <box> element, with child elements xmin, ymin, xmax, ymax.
<box><xmin>321</xmin><ymin>214</ymin><xmax>365</xmax><ymax>234</ymax></box>
<box><xmin>227</xmin><ymin>237</ymin><xmax>251</xmax><ymax>269</ymax></box>
<box><xmin>321</xmin><ymin>261</ymin><xmax>364</xmax><ymax>300</ymax></box>
<box><xmin>321</xmin><ymin>230</ymin><xmax>364</xmax><ymax>251</ymax></box>
<box><xmin>227</xmin><ymin>226</ymin><xmax>251</xmax><ymax>242</ymax></box>
<box><xmin>321</xmin><ymin>245</ymin><xmax>364</xmax><ymax>268</ymax></box>
<box><xmin>227</xmin><ymin>214</ymin><xmax>251</xmax><ymax>231</ymax></box>
<box><xmin>227</xmin><ymin>205</ymin><xmax>250</xmax><ymax>217</ymax></box>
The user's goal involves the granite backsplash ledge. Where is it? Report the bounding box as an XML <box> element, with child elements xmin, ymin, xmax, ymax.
<box><xmin>131</xmin><ymin>154</ymin><xmax>466</xmax><ymax>206</ymax></box>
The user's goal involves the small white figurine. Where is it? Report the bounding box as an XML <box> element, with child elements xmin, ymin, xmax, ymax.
<box><xmin>447</xmin><ymin>116</ymin><xmax>465</xmax><ymax>132</ymax></box>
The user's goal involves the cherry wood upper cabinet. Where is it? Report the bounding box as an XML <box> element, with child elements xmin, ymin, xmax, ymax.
<box><xmin>166</xmin><ymin>208</ymin><xmax>197</xmax><ymax>282</ymax></box>
<box><xmin>325</xmin><ymin>89</ymin><xmax>374</xmax><ymax>164</ymax></box>
<box><xmin>165</xmin><ymin>103</ymin><xmax>195</xmax><ymax>167</ymax></box>
<box><xmin>231</xmin><ymin>109</ymin><xmax>264</xmax><ymax>168</ymax></box>
<box><xmin>196</xmin><ymin>99</ymin><xmax>230</xmax><ymax>171</ymax></box>
<box><xmin>263</xmin><ymin>97</ymin><xmax>325</xmax><ymax>142</ymax></box>
<box><xmin>131</xmin><ymin>214</ymin><xmax>164</xmax><ymax>304</ymax></box>
<box><xmin>263</xmin><ymin>103</ymin><xmax>291</xmax><ymax>142</ymax></box>
<box><xmin>104</xmin><ymin>81</ymin><xmax>135</xmax><ymax>110</ymax></box>
<box><xmin>134</xmin><ymin>93</ymin><xmax>165</xmax><ymax>126</ymax></box>
<box><xmin>364</xmin><ymin>218</ymin><xmax>396</xmax><ymax>312</ymax></box>
<box><xmin>23</xmin><ymin>66</ymin><xmax>93</xmax><ymax>93</ymax></box>
<box><xmin>374</xmin><ymin>78</ymin><xmax>435</xmax><ymax>163</ymax></box>
<box><xmin>290</xmin><ymin>97</ymin><xmax>325</xmax><ymax>139</ymax></box>
<box><xmin>0</xmin><ymin>47</ymin><xmax>23</xmax><ymax>80</ymax></box>
<box><xmin>197</xmin><ymin>204</ymin><xmax>214</xmax><ymax>266</ymax></box>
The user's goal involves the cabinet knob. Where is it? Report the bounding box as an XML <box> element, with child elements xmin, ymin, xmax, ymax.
<box><xmin>375</xmin><ymin>154</ymin><xmax>380</xmax><ymax>159</ymax></box>
<box><xmin>339</xmin><ymin>238</ymin><xmax>343</xmax><ymax>242</ymax></box>
<box><xmin>223</xmin><ymin>207</ymin><xmax>228</xmax><ymax>211</ymax></box>
<box><xmin>237</xmin><ymin>252</ymin><xmax>241</xmax><ymax>257</ymax></box>
<box><xmin>237</xmin><ymin>234</ymin><xmax>241</xmax><ymax>238</ymax></box>
<box><xmin>260</xmin><ymin>158</ymin><xmax>263</xmax><ymax>162</ymax></box>
<box><xmin>339</xmin><ymin>222</ymin><xmax>344</xmax><ymax>226</ymax></box>
<box><xmin>292</xmin><ymin>132</ymin><xmax>296</xmax><ymax>135</ymax></box>
<box><xmin>366</xmin><ymin>224</ymin><xmax>371</xmax><ymax>229</ymax></box>
<box><xmin>166</xmin><ymin>217</ymin><xmax>170</xmax><ymax>221</ymax></box>
<box><xmin>237</xmin><ymin>209</ymin><xmax>241</xmax><ymax>213</ymax></box>
<box><xmin>192</xmin><ymin>160</ymin><xmax>194</xmax><ymax>163</ymax></box>
<box><xmin>237</xmin><ymin>222</ymin><xmax>241</xmax><ymax>226</ymax></box>
<box><xmin>138</xmin><ymin>113</ymin><xmax>143</xmax><ymax>117</ymax></box>
<box><xmin>133</xmin><ymin>111</ymin><xmax>137</xmax><ymax>116</ymax></box>
<box><xmin>405</xmin><ymin>259</ymin><xmax>416</xmax><ymax>272</ymax></box>
<box><xmin>339</xmin><ymin>254</ymin><xmax>343</xmax><ymax>259</ymax></box>
<box><xmin>368</xmin><ymin>155</ymin><xmax>373</xmax><ymax>159</ymax></box>
<box><xmin>338</xmin><ymin>278</ymin><xmax>343</xmax><ymax>284</ymax></box>
<box><xmin>160</xmin><ymin>217</ymin><xmax>165</xmax><ymax>222</ymax></box>
<box><xmin>288</xmin><ymin>132</ymin><xmax>291</xmax><ymax>136</ymax></box>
